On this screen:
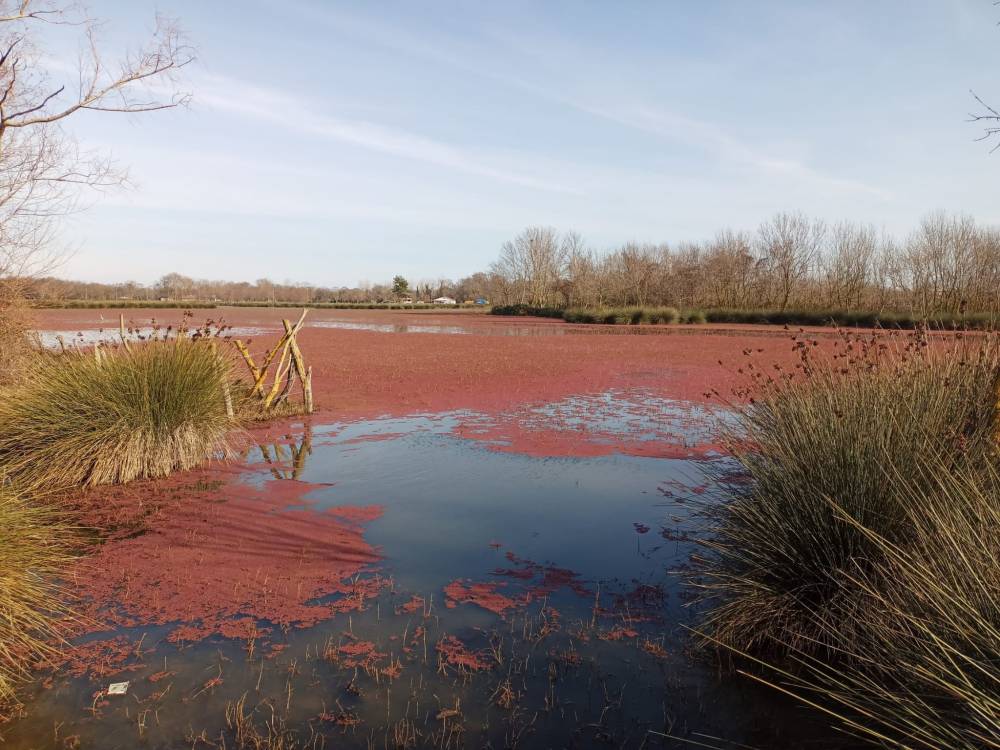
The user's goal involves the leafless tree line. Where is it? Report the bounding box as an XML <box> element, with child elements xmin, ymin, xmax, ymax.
<box><xmin>488</xmin><ymin>212</ymin><xmax>1000</xmax><ymax>316</ymax></box>
<box><xmin>32</xmin><ymin>211</ymin><xmax>1000</xmax><ymax>316</ymax></box>
<box><xmin>27</xmin><ymin>271</ymin><xmax>496</xmax><ymax>305</ymax></box>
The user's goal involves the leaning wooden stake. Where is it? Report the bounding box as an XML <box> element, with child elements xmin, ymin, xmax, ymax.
<box><xmin>232</xmin><ymin>309</ymin><xmax>313</xmax><ymax>414</ymax></box>
<box><xmin>282</xmin><ymin>317</ymin><xmax>314</xmax><ymax>415</ymax></box>
<box><xmin>304</xmin><ymin>366</ymin><xmax>313</xmax><ymax>414</ymax></box>
<box><xmin>234</xmin><ymin>309</ymin><xmax>308</xmax><ymax>397</ymax></box>
<box><xmin>119</xmin><ymin>314</ymin><xmax>133</xmax><ymax>353</ymax></box>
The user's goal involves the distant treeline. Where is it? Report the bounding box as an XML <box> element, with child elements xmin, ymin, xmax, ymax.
<box><xmin>32</xmin><ymin>300</ymin><xmax>486</xmax><ymax>311</ymax></box>
<box><xmin>492</xmin><ymin>304</ymin><xmax>1000</xmax><ymax>330</ymax></box>
<box><xmin>25</xmin><ymin>273</ymin><xmax>493</xmax><ymax>307</ymax></box>
<box><xmin>488</xmin><ymin>212</ymin><xmax>1000</xmax><ymax>318</ymax></box>
<box><xmin>28</xmin><ymin>210</ymin><xmax>1000</xmax><ymax>320</ymax></box>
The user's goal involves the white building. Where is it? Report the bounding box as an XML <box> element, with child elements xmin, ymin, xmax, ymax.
<box><xmin>433</xmin><ymin>296</ymin><xmax>457</xmax><ymax>305</ymax></box>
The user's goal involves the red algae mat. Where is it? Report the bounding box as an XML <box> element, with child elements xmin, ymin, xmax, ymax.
<box><xmin>32</xmin><ymin>307</ymin><xmax>817</xmax><ymax>460</ymax></box>
<box><xmin>1</xmin><ymin>311</ymin><xmax>869</xmax><ymax>748</ymax></box>
<box><xmin>51</xmin><ymin>461</ymin><xmax>385</xmax><ymax>678</ymax></box>
<box><xmin>32</xmin><ymin>307</ymin><xmax>816</xmax><ymax>416</ymax></box>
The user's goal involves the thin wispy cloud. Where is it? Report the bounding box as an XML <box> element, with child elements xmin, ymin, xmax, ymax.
<box><xmin>300</xmin><ymin>5</ymin><xmax>892</xmax><ymax>202</ymax></box>
<box><xmin>196</xmin><ymin>74</ymin><xmax>582</xmax><ymax>195</ymax></box>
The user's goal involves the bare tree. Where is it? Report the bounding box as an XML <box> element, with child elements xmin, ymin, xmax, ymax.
<box><xmin>822</xmin><ymin>222</ymin><xmax>878</xmax><ymax>310</ymax></box>
<box><xmin>757</xmin><ymin>212</ymin><xmax>826</xmax><ymax>312</ymax></box>
<box><xmin>490</xmin><ymin>226</ymin><xmax>570</xmax><ymax>306</ymax></box>
<box><xmin>0</xmin><ymin>1</ymin><xmax>192</xmax><ymax>285</ymax></box>
<box><xmin>702</xmin><ymin>230</ymin><xmax>761</xmax><ymax>309</ymax></box>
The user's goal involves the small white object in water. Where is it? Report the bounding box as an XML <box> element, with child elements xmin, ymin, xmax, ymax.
<box><xmin>107</xmin><ymin>681</ymin><xmax>129</xmax><ymax>695</ymax></box>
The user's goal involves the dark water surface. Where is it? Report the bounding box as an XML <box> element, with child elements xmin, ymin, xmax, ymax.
<box><xmin>2</xmin><ymin>406</ymin><xmax>844</xmax><ymax>749</ymax></box>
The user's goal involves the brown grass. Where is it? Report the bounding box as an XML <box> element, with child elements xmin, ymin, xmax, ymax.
<box><xmin>0</xmin><ymin>487</ymin><xmax>71</xmax><ymax>703</ymax></box>
<box><xmin>694</xmin><ymin>328</ymin><xmax>1000</xmax><ymax>746</ymax></box>
<box><xmin>0</xmin><ymin>338</ymin><xmax>239</xmax><ymax>490</ymax></box>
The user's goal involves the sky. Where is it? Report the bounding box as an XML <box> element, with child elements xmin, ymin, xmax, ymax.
<box><xmin>44</xmin><ymin>0</ymin><xmax>1000</xmax><ymax>286</ymax></box>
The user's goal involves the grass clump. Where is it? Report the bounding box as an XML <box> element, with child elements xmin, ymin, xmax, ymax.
<box><xmin>0</xmin><ymin>340</ymin><xmax>237</xmax><ymax>489</ymax></box>
<box><xmin>562</xmin><ymin>306</ymin><xmax>679</xmax><ymax>324</ymax></box>
<box><xmin>0</xmin><ymin>487</ymin><xmax>69</xmax><ymax>703</ymax></box>
<box><xmin>558</xmin><ymin>305</ymin><xmax>998</xmax><ymax>330</ymax></box>
<box><xmin>694</xmin><ymin>329</ymin><xmax>1000</xmax><ymax>746</ymax></box>
<box><xmin>740</xmin><ymin>461</ymin><xmax>1000</xmax><ymax>748</ymax></box>
<box><xmin>695</xmin><ymin>330</ymin><xmax>1000</xmax><ymax>653</ymax></box>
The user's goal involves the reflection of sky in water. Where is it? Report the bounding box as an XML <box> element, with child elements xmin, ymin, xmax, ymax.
<box><xmin>298</xmin><ymin>416</ymin><xmax>712</xmax><ymax>601</ymax></box>
<box><xmin>2</xmin><ymin>397</ymin><xmax>835</xmax><ymax>750</ymax></box>
<box><xmin>459</xmin><ymin>389</ymin><xmax>735</xmax><ymax>450</ymax></box>
<box><xmin>308</xmin><ymin>319</ymin><xmax>567</xmax><ymax>336</ymax></box>
<box><xmin>33</xmin><ymin>325</ymin><xmax>269</xmax><ymax>349</ymax></box>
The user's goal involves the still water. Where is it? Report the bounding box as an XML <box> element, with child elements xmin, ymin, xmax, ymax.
<box><xmin>2</xmin><ymin>404</ymin><xmax>841</xmax><ymax>749</ymax></box>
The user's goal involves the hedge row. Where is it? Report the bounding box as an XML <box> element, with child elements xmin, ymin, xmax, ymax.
<box><xmin>492</xmin><ymin>305</ymin><xmax>999</xmax><ymax>330</ymax></box>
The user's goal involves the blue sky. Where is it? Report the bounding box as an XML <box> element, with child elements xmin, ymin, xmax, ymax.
<box><xmin>52</xmin><ymin>0</ymin><xmax>1000</xmax><ymax>286</ymax></box>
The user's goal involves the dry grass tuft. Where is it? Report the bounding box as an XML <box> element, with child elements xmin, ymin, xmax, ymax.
<box><xmin>695</xmin><ymin>329</ymin><xmax>1000</xmax><ymax>654</ymax></box>
<box><xmin>0</xmin><ymin>339</ymin><xmax>239</xmax><ymax>490</ymax></box>
<box><xmin>694</xmin><ymin>328</ymin><xmax>1000</xmax><ymax>746</ymax></box>
<box><xmin>0</xmin><ymin>283</ymin><xmax>35</xmax><ymax>385</ymax></box>
<box><xmin>737</xmin><ymin>462</ymin><xmax>1000</xmax><ymax>748</ymax></box>
<box><xmin>0</xmin><ymin>487</ymin><xmax>70</xmax><ymax>703</ymax></box>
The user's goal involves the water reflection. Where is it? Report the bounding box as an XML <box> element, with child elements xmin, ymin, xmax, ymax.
<box><xmin>308</xmin><ymin>320</ymin><xmax>565</xmax><ymax>336</ymax></box>
<box><xmin>251</xmin><ymin>428</ymin><xmax>313</xmax><ymax>481</ymax></box>
<box><xmin>0</xmin><ymin>404</ymin><xmax>843</xmax><ymax>749</ymax></box>
<box><xmin>34</xmin><ymin>325</ymin><xmax>269</xmax><ymax>349</ymax></box>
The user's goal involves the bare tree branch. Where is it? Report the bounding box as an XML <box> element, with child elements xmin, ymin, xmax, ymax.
<box><xmin>969</xmin><ymin>90</ymin><xmax>1000</xmax><ymax>152</ymax></box>
<box><xmin>0</xmin><ymin>0</ymin><xmax>193</xmax><ymax>286</ymax></box>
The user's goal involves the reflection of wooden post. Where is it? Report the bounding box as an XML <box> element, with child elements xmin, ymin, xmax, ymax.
<box><xmin>292</xmin><ymin>428</ymin><xmax>312</xmax><ymax>480</ymax></box>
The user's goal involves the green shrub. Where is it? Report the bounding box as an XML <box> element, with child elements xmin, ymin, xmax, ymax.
<box><xmin>694</xmin><ymin>331</ymin><xmax>1000</xmax><ymax>654</ymax></box>
<box><xmin>646</xmin><ymin>306</ymin><xmax>680</xmax><ymax>324</ymax></box>
<box><xmin>680</xmin><ymin>309</ymin><xmax>707</xmax><ymax>324</ymax></box>
<box><xmin>0</xmin><ymin>487</ymin><xmax>69</xmax><ymax>702</ymax></box>
<box><xmin>0</xmin><ymin>340</ymin><xmax>238</xmax><ymax>489</ymax></box>
<box><xmin>562</xmin><ymin>307</ymin><xmax>594</xmax><ymax>323</ymax></box>
<box><xmin>490</xmin><ymin>304</ymin><xmax>563</xmax><ymax>317</ymax></box>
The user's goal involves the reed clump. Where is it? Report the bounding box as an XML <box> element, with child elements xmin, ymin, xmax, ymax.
<box><xmin>0</xmin><ymin>339</ymin><xmax>237</xmax><ymax>490</ymax></box>
<box><xmin>563</xmin><ymin>306</ymin><xmax>680</xmax><ymax>324</ymax></box>
<box><xmin>501</xmin><ymin>304</ymin><xmax>999</xmax><ymax>330</ymax></box>
<box><xmin>694</xmin><ymin>328</ymin><xmax>1000</xmax><ymax>746</ymax></box>
<box><xmin>751</xmin><ymin>461</ymin><xmax>1000</xmax><ymax>748</ymax></box>
<box><xmin>0</xmin><ymin>487</ymin><xmax>70</xmax><ymax>703</ymax></box>
<box><xmin>696</xmin><ymin>329</ymin><xmax>1000</xmax><ymax>652</ymax></box>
